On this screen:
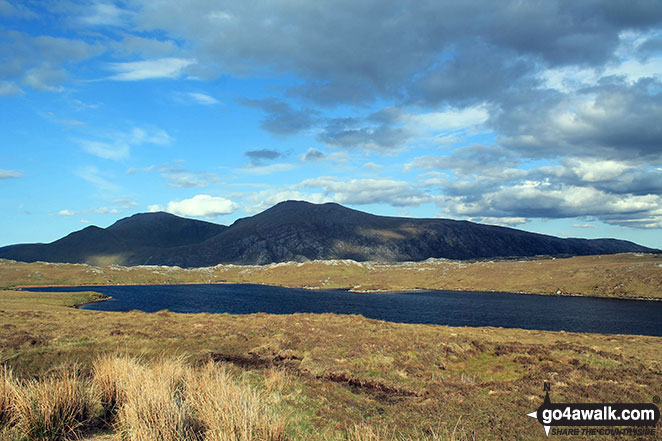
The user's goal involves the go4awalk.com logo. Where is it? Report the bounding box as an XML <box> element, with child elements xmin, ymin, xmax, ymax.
<box><xmin>527</xmin><ymin>383</ymin><xmax>660</xmax><ymax>437</ymax></box>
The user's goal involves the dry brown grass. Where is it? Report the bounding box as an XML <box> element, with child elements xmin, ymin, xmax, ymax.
<box><xmin>1</xmin><ymin>365</ymin><xmax>17</xmax><ymax>427</ymax></box>
<box><xmin>92</xmin><ymin>355</ymin><xmax>141</xmax><ymax>424</ymax></box>
<box><xmin>0</xmin><ymin>356</ymin><xmax>290</xmax><ymax>441</ymax></box>
<box><xmin>93</xmin><ymin>356</ymin><xmax>287</xmax><ymax>441</ymax></box>
<box><xmin>113</xmin><ymin>357</ymin><xmax>201</xmax><ymax>441</ymax></box>
<box><xmin>185</xmin><ymin>362</ymin><xmax>287</xmax><ymax>441</ymax></box>
<box><xmin>9</xmin><ymin>366</ymin><xmax>98</xmax><ymax>440</ymax></box>
<box><xmin>3</xmin><ymin>289</ymin><xmax>662</xmax><ymax>440</ymax></box>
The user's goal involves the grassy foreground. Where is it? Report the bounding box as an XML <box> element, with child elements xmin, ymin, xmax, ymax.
<box><xmin>2</xmin><ymin>252</ymin><xmax>662</xmax><ymax>299</ymax></box>
<box><xmin>1</xmin><ymin>289</ymin><xmax>661</xmax><ymax>440</ymax></box>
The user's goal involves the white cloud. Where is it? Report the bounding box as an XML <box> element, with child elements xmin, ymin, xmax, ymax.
<box><xmin>406</xmin><ymin>105</ymin><xmax>489</xmax><ymax>132</ymax></box>
<box><xmin>22</xmin><ymin>65</ymin><xmax>67</xmax><ymax>92</ymax></box>
<box><xmin>75</xmin><ymin>166</ymin><xmax>118</xmax><ymax>191</ymax></box>
<box><xmin>57</xmin><ymin>209</ymin><xmax>76</xmax><ymax>216</ymax></box>
<box><xmin>239</xmin><ymin>163</ymin><xmax>297</xmax><ymax>175</ymax></box>
<box><xmin>94</xmin><ymin>207</ymin><xmax>119</xmax><ymax>214</ymax></box>
<box><xmin>162</xmin><ymin>171</ymin><xmax>210</xmax><ymax>188</ymax></box>
<box><xmin>302</xmin><ymin>176</ymin><xmax>432</xmax><ymax>207</ymax></box>
<box><xmin>78</xmin><ymin>139</ymin><xmax>130</xmax><ymax>160</ymax></box>
<box><xmin>565</xmin><ymin>158</ymin><xmax>633</xmax><ymax>183</ymax></box>
<box><xmin>363</xmin><ymin>162</ymin><xmax>383</xmax><ymax>171</ymax></box>
<box><xmin>80</xmin><ymin>2</ymin><xmax>129</xmax><ymax>26</ymax></box>
<box><xmin>466</xmin><ymin>216</ymin><xmax>528</xmax><ymax>226</ymax></box>
<box><xmin>188</xmin><ymin>92</ymin><xmax>219</xmax><ymax>105</ymax></box>
<box><xmin>166</xmin><ymin>194</ymin><xmax>238</xmax><ymax>219</ymax></box>
<box><xmin>76</xmin><ymin>127</ymin><xmax>172</xmax><ymax>160</ymax></box>
<box><xmin>0</xmin><ymin>169</ymin><xmax>23</xmax><ymax>179</ymax></box>
<box><xmin>0</xmin><ymin>32</ymin><xmax>103</xmax><ymax>92</ymax></box>
<box><xmin>148</xmin><ymin>204</ymin><xmax>163</xmax><ymax>212</ymax></box>
<box><xmin>440</xmin><ymin>182</ymin><xmax>662</xmax><ymax>228</ymax></box>
<box><xmin>573</xmin><ymin>224</ymin><xmax>598</xmax><ymax>229</ymax></box>
<box><xmin>107</xmin><ymin>57</ymin><xmax>195</xmax><ymax>81</ymax></box>
<box><xmin>129</xmin><ymin>127</ymin><xmax>172</xmax><ymax>145</ymax></box>
<box><xmin>0</xmin><ymin>81</ymin><xmax>23</xmax><ymax>96</ymax></box>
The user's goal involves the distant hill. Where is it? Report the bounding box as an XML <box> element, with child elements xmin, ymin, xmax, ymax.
<box><xmin>0</xmin><ymin>212</ymin><xmax>226</xmax><ymax>266</ymax></box>
<box><xmin>0</xmin><ymin>201</ymin><xmax>656</xmax><ymax>267</ymax></box>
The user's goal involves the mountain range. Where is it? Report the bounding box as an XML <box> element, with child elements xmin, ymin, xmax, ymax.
<box><xmin>0</xmin><ymin>201</ymin><xmax>656</xmax><ymax>267</ymax></box>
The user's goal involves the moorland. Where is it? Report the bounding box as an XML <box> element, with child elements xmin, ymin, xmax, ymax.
<box><xmin>1</xmin><ymin>254</ymin><xmax>661</xmax><ymax>440</ymax></box>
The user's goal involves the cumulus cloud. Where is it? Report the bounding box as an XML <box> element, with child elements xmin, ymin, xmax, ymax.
<box><xmin>302</xmin><ymin>148</ymin><xmax>325</xmax><ymax>161</ymax></box>
<box><xmin>238</xmin><ymin>98</ymin><xmax>316</xmax><ymax>135</ymax></box>
<box><xmin>302</xmin><ymin>177</ymin><xmax>432</xmax><ymax>207</ymax></box>
<box><xmin>317</xmin><ymin>105</ymin><xmax>489</xmax><ymax>152</ymax></box>
<box><xmin>166</xmin><ymin>194</ymin><xmax>238</xmax><ymax>219</ymax></box>
<box><xmin>431</xmin><ymin>161</ymin><xmax>662</xmax><ymax>229</ymax></box>
<box><xmin>0</xmin><ymin>31</ymin><xmax>103</xmax><ymax>92</ymax></box>
<box><xmin>440</xmin><ymin>182</ymin><xmax>662</xmax><ymax>228</ymax></box>
<box><xmin>495</xmin><ymin>80</ymin><xmax>662</xmax><ymax>161</ymax></box>
<box><xmin>409</xmin><ymin>41</ymin><xmax>534</xmax><ymax>106</ymax></box>
<box><xmin>318</xmin><ymin>116</ymin><xmax>412</xmax><ymax>152</ymax></box>
<box><xmin>245</xmin><ymin>148</ymin><xmax>283</xmax><ymax>164</ymax></box>
<box><xmin>134</xmin><ymin>0</ymin><xmax>662</xmax><ymax>105</ymax></box>
<box><xmin>406</xmin><ymin>145</ymin><xmax>522</xmax><ymax>178</ymax></box>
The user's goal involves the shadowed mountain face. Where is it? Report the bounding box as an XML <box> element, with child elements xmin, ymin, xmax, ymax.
<box><xmin>0</xmin><ymin>212</ymin><xmax>227</xmax><ymax>266</ymax></box>
<box><xmin>0</xmin><ymin>201</ymin><xmax>656</xmax><ymax>267</ymax></box>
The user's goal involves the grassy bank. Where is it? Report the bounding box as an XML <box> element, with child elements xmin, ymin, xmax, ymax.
<box><xmin>2</xmin><ymin>252</ymin><xmax>662</xmax><ymax>299</ymax></box>
<box><xmin>1</xmin><ymin>289</ymin><xmax>660</xmax><ymax>440</ymax></box>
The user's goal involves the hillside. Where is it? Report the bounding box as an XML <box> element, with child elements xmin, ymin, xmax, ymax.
<box><xmin>0</xmin><ymin>212</ymin><xmax>226</xmax><ymax>266</ymax></box>
<box><xmin>0</xmin><ymin>201</ymin><xmax>656</xmax><ymax>267</ymax></box>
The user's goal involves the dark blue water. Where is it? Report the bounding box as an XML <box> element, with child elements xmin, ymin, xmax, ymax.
<box><xmin>26</xmin><ymin>284</ymin><xmax>662</xmax><ymax>336</ymax></box>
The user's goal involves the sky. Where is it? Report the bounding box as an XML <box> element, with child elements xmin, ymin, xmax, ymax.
<box><xmin>1</xmin><ymin>1</ymin><xmax>662</xmax><ymax>249</ymax></box>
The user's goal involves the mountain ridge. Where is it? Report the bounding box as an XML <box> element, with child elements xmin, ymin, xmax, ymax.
<box><xmin>0</xmin><ymin>200</ymin><xmax>656</xmax><ymax>267</ymax></box>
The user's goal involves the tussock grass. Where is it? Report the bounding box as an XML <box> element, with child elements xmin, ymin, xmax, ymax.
<box><xmin>2</xmin><ymin>357</ymin><xmax>289</xmax><ymax>441</ymax></box>
<box><xmin>93</xmin><ymin>356</ymin><xmax>287</xmax><ymax>441</ymax></box>
<box><xmin>10</xmin><ymin>366</ymin><xmax>98</xmax><ymax>440</ymax></box>
<box><xmin>1</xmin><ymin>365</ymin><xmax>17</xmax><ymax>426</ymax></box>
<box><xmin>186</xmin><ymin>362</ymin><xmax>287</xmax><ymax>441</ymax></box>
<box><xmin>112</xmin><ymin>356</ymin><xmax>201</xmax><ymax>441</ymax></box>
<box><xmin>92</xmin><ymin>355</ymin><xmax>141</xmax><ymax>424</ymax></box>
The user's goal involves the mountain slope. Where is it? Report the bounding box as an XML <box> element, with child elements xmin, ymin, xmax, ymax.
<box><xmin>0</xmin><ymin>201</ymin><xmax>656</xmax><ymax>267</ymax></box>
<box><xmin>0</xmin><ymin>212</ymin><xmax>226</xmax><ymax>266</ymax></box>
<box><xmin>145</xmin><ymin>201</ymin><xmax>656</xmax><ymax>267</ymax></box>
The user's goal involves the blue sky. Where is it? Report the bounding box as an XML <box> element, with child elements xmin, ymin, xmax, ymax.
<box><xmin>1</xmin><ymin>0</ymin><xmax>662</xmax><ymax>249</ymax></box>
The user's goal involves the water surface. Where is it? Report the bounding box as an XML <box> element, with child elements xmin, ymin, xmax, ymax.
<box><xmin>27</xmin><ymin>284</ymin><xmax>662</xmax><ymax>336</ymax></box>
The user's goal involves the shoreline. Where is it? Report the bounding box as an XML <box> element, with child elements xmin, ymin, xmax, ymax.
<box><xmin>15</xmin><ymin>281</ymin><xmax>234</xmax><ymax>289</ymax></box>
<box><xmin>14</xmin><ymin>281</ymin><xmax>662</xmax><ymax>302</ymax></box>
<box><xmin>74</xmin><ymin>295</ymin><xmax>113</xmax><ymax>309</ymax></box>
